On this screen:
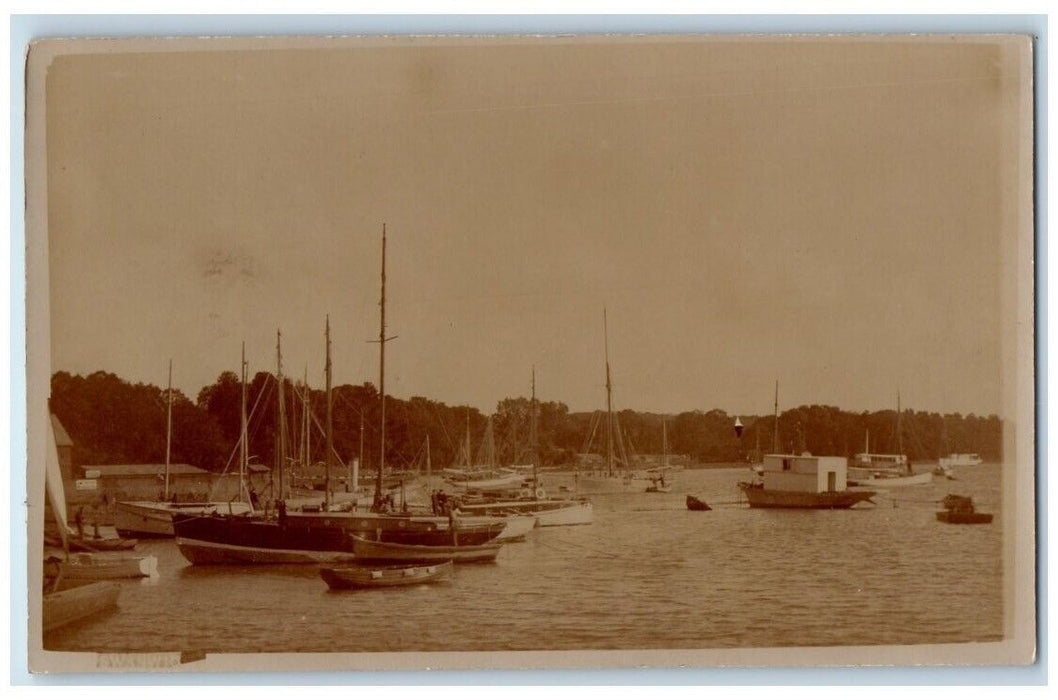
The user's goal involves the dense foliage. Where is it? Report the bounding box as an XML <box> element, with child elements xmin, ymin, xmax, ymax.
<box><xmin>49</xmin><ymin>370</ymin><xmax>1004</xmax><ymax>472</ymax></box>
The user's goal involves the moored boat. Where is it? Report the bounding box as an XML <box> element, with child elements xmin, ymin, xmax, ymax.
<box><xmin>114</xmin><ymin>499</ymin><xmax>252</xmax><ymax>538</ymax></box>
<box><xmin>847</xmin><ymin>469</ymin><xmax>934</xmax><ymax>488</ymax></box>
<box><xmin>685</xmin><ymin>495</ymin><xmax>711</xmax><ymax>511</ymax></box>
<box><xmin>935</xmin><ymin>494</ymin><xmax>993</xmax><ymax>524</ymax></box>
<box><xmin>46</xmin><ymin>551</ymin><xmax>158</xmax><ymax>580</ymax></box>
<box><xmin>172</xmin><ymin>511</ymin><xmax>357</xmax><ymax>565</ymax></box>
<box><xmin>43</xmin><ymin>581</ymin><xmax>121</xmax><ymax>633</ymax></box>
<box><xmin>739</xmin><ymin>454</ymin><xmax>875</xmax><ymax>509</ymax></box>
<box><xmin>320</xmin><ymin>560</ymin><xmax>453</xmax><ymax>590</ymax></box>
<box><xmin>351</xmin><ymin>535</ymin><xmax>502</xmax><ymax>564</ymax></box>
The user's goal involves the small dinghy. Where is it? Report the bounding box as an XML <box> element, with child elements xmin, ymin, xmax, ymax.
<box><xmin>46</xmin><ymin>552</ymin><xmax>158</xmax><ymax>580</ymax></box>
<box><xmin>67</xmin><ymin>536</ymin><xmax>138</xmax><ymax>552</ymax></box>
<box><xmin>686</xmin><ymin>495</ymin><xmax>711</xmax><ymax>511</ymax></box>
<box><xmin>320</xmin><ymin>560</ymin><xmax>453</xmax><ymax>590</ymax></box>
<box><xmin>936</xmin><ymin>494</ymin><xmax>993</xmax><ymax>524</ymax></box>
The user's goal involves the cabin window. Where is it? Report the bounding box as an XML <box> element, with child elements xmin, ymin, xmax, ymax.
<box><xmin>782</xmin><ymin>458</ymin><xmax>791</xmax><ymax>471</ymax></box>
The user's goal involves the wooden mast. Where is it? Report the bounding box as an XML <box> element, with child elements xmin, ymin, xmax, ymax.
<box><xmin>325</xmin><ymin>315</ymin><xmax>333</xmax><ymax>510</ymax></box>
<box><xmin>662</xmin><ymin>419</ymin><xmax>668</xmax><ymax>468</ymax></box>
<box><xmin>163</xmin><ymin>359</ymin><xmax>173</xmax><ymax>501</ymax></box>
<box><xmin>772</xmin><ymin>380</ymin><xmax>780</xmax><ymax>453</ymax></box>
<box><xmin>531</xmin><ymin>366</ymin><xmax>538</xmax><ymax>489</ymax></box>
<box><xmin>276</xmin><ymin>329</ymin><xmax>286</xmax><ymax>502</ymax></box>
<box><xmin>604</xmin><ymin>308</ymin><xmax>613</xmax><ymax>477</ymax></box>
<box><xmin>373</xmin><ymin>223</ymin><xmax>391</xmax><ymax>508</ymax></box>
<box><xmin>240</xmin><ymin>343</ymin><xmax>249</xmax><ymax>508</ymax></box>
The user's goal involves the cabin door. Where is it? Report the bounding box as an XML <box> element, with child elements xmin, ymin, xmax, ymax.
<box><xmin>827</xmin><ymin>471</ymin><xmax>836</xmax><ymax>492</ymax></box>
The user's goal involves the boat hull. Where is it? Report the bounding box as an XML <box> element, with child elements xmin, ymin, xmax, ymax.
<box><xmin>456</xmin><ymin>500</ymin><xmax>593</xmax><ymax>527</ymax></box>
<box><xmin>739</xmin><ymin>483</ymin><xmax>875</xmax><ymax>509</ymax></box>
<box><xmin>320</xmin><ymin>560</ymin><xmax>453</xmax><ymax>590</ymax></box>
<box><xmin>49</xmin><ymin>552</ymin><xmax>158</xmax><ymax>580</ymax></box>
<box><xmin>114</xmin><ymin>500</ymin><xmax>252</xmax><ymax>538</ymax></box>
<box><xmin>351</xmin><ymin>536</ymin><xmax>502</xmax><ymax>564</ymax></box>
<box><xmin>847</xmin><ymin>471</ymin><xmax>934</xmax><ymax>488</ymax></box>
<box><xmin>574</xmin><ymin>475</ymin><xmax>658</xmax><ymax>495</ymax></box>
<box><xmin>176</xmin><ymin>537</ymin><xmax>357</xmax><ymax>565</ymax></box>
<box><xmin>172</xmin><ymin>513</ymin><xmax>356</xmax><ymax>565</ymax></box>
<box><xmin>281</xmin><ymin>511</ymin><xmax>505</xmax><ymax>545</ymax></box>
<box><xmin>42</xmin><ymin>581</ymin><xmax>121</xmax><ymax>633</ymax></box>
<box><xmin>936</xmin><ymin>511</ymin><xmax>994</xmax><ymax>524</ymax></box>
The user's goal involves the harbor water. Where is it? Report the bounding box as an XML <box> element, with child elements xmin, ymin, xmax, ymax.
<box><xmin>45</xmin><ymin>465</ymin><xmax>1004</xmax><ymax>654</ymax></box>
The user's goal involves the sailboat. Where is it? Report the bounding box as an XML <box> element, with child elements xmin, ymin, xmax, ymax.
<box><xmin>453</xmin><ymin>368</ymin><xmax>593</xmax><ymax>527</ymax></box>
<box><xmin>42</xmin><ymin>416</ymin><xmax>123</xmax><ymax>633</ymax></box>
<box><xmin>113</xmin><ymin>359</ymin><xmax>251</xmax><ymax>538</ymax></box>
<box><xmin>442</xmin><ymin>413</ymin><xmax>524</xmax><ymax>492</ymax></box>
<box><xmin>574</xmin><ymin>310</ymin><xmax>662</xmax><ymax>495</ymax></box>
<box><xmin>847</xmin><ymin>392</ymin><xmax>933</xmax><ymax>488</ymax></box>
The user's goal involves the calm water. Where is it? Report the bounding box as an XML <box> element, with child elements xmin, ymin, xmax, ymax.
<box><xmin>46</xmin><ymin>465</ymin><xmax>1004</xmax><ymax>653</ymax></box>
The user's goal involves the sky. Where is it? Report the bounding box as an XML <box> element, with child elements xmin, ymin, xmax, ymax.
<box><xmin>42</xmin><ymin>36</ymin><xmax>1028</xmax><ymax>417</ymax></box>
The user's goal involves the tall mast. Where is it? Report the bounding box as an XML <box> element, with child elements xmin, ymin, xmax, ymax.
<box><xmin>896</xmin><ymin>390</ymin><xmax>903</xmax><ymax>456</ymax></box>
<box><xmin>426</xmin><ymin>433</ymin><xmax>432</xmax><ymax>477</ymax></box>
<box><xmin>276</xmin><ymin>329</ymin><xmax>286</xmax><ymax>501</ymax></box>
<box><xmin>358</xmin><ymin>410</ymin><xmax>364</xmax><ymax>490</ymax></box>
<box><xmin>163</xmin><ymin>359</ymin><xmax>173</xmax><ymax>501</ymax></box>
<box><xmin>662</xmin><ymin>419</ymin><xmax>668</xmax><ymax>468</ymax></box>
<box><xmin>773</xmin><ymin>380</ymin><xmax>780</xmax><ymax>453</ymax></box>
<box><xmin>531</xmin><ymin>366</ymin><xmax>538</xmax><ymax>488</ymax></box>
<box><xmin>604</xmin><ymin>308</ymin><xmax>614</xmax><ymax>477</ymax></box>
<box><xmin>465</xmin><ymin>410</ymin><xmax>472</xmax><ymax>467</ymax></box>
<box><xmin>374</xmin><ymin>224</ymin><xmax>389</xmax><ymax>507</ymax></box>
<box><xmin>325</xmin><ymin>315</ymin><xmax>333</xmax><ymax>510</ymax></box>
<box><xmin>240</xmin><ymin>343</ymin><xmax>249</xmax><ymax>507</ymax></box>
<box><xmin>302</xmin><ymin>364</ymin><xmax>310</xmax><ymax>469</ymax></box>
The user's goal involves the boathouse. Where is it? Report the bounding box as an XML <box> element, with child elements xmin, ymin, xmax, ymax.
<box><xmin>760</xmin><ymin>454</ymin><xmax>847</xmax><ymax>493</ymax></box>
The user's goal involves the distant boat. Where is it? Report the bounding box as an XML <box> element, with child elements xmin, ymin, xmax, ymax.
<box><xmin>452</xmin><ymin>369</ymin><xmax>594</xmax><ymax>527</ymax></box>
<box><xmin>938</xmin><ymin>453</ymin><xmax>983</xmax><ymax>468</ymax></box>
<box><xmin>739</xmin><ymin>454</ymin><xmax>875</xmax><ymax>509</ymax></box>
<box><xmin>320</xmin><ymin>560</ymin><xmax>453</xmax><ymax>590</ymax></box>
<box><xmin>936</xmin><ymin>494</ymin><xmax>993</xmax><ymax>524</ymax></box>
<box><xmin>849</xmin><ymin>394</ymin><xmax>933</xmax><ymax>487</ymax></box>
<box><xmin>847</xmin><ymin>469</ymin><xmax>934</xmax><ymax>488</ymax></box>
<box><xmin>350</xmin><ymin>535</ymin><xmax>502</xmax><ymax>564</ymax></box>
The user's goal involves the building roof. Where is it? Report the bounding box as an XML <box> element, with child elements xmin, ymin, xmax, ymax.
<box><xmin>89</xmin><ymin>464</ymin><xmax>210</xmax><ymax>478</ymax></box>
<box><xmin>50</xmin><ymin>414</ymin><xmax>73</xmax><ymax>447</ymax></box>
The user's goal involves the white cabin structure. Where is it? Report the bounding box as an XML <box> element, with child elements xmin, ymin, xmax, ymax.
<box><xmin>760</xmin><ymin>454</ymin><xmax>847</xmax><ymax>493</ymax></box>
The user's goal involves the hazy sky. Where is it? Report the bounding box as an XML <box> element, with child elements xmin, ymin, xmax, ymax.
<box><xmin>44</xmin><ymin>37</ymin><xmax>1025</xmax><ymax>416</ymax></box>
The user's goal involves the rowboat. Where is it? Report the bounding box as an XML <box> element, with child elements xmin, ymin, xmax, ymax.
<box><xmin>42</xmin><ymin>581</ymin><xmax>121</xmax><ymax>633</ymax></box>
<box><xmin>351</xmin><ymin>535</ymin><xmax>502</xmax><ymax>564</ymax></box>
<box><xmin>46</xmin><ymin>551</ymin><xmax>158</xmax><ymax>580</ymax></box>
<box><xmin>320</xmin><ymin>560</ymin><xmax>453</xmax><ymax>590</ymax></box>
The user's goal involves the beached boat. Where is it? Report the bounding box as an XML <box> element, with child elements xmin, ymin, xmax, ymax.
<box><xmin>320</xmin><ymin>560</ymin><xmax>453</xmax><ymax>590</ymax></box>
<box><xmin>351</xmin><ymin>535</ymin><xmax>502</xmax><ymax>564</ymax></box>
<box><xmin>935</xmin><ymin>494</ymin><xmax>993</xmax><ymax>524</ymax></box>
<box><xmin>43</xmin><ymin>581</ymin><xmax>121</xmax><ymax>633</ymax></box>
<box><xmin>739</xmin><ymin>454</ymin><xmax>875</xmax><ymax>509</ymax></box>
<box><xmin>685</xmin><ymin>495</ymin><xmax>711</xmax><ymax>511</ymax></box>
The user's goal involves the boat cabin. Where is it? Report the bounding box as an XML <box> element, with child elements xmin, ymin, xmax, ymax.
<box><xmin>760</xmin><ymin>454</ymin><xmax>848</xmax><ymax>493</ymax></box>
<box><xmin>853</xmin><ymin>452</ymin><xmax>907</xmax><ymax>469</ymax></box>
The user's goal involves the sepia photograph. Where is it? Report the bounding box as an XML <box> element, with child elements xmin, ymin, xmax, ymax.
<box><xmin>23</xmin><ymin>31</ymin><xmax>1036</xmax><ymax>674</ymax></box>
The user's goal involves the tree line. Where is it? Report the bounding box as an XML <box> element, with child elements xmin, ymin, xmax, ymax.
<box><xmin>49</xmin><ymin>370</ymin><xmax>1003</xmax><ymax>473</ymax></box>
